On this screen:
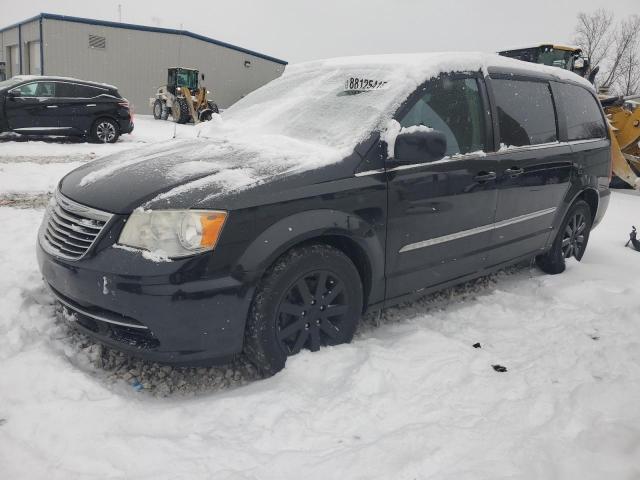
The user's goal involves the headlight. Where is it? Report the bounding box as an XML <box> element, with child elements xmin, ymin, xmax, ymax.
<box><xmin>118</xmin><ymin>209</ymin><xmax>227</xmax><ymax>258</ymax></box>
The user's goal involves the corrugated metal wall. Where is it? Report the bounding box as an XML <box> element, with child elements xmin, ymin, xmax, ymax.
<box><xmin>0</xmin><ymin>20</ymin><xmax>41</xmax><ymax>77</ymax></box>
<box><xmin>42</xmin><ymin>18</ymin><xmax>286</xmax><ymax>112</ymax></box>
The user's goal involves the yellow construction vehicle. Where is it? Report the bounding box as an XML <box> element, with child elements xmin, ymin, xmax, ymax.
<box><xmin>499</xmin><ymin>44</ymin><xmax>640</xmax><ymax>189</ymax></box>
<box><xmin>150</xmin><ymin>67</ymin><xmax>219</xmax><ymax>124</ymax></box>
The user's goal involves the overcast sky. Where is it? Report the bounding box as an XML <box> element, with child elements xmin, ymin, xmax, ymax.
<box><xmin>1</xmin><ymin>0</ymin><xmax>638</xmax><ymax>63</ymax></box>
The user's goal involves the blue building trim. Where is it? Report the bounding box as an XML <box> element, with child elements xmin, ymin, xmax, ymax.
<box><xmin>0</xmin><ymin>13</ymin><xmax>287</xmax><ymax>65</ymax></box>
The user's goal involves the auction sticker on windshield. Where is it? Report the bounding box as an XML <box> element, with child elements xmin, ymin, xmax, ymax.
<box><xmin>344</xmin><ymin>77</ymin><xmax>389</xmax><ymax>92</ymax></box>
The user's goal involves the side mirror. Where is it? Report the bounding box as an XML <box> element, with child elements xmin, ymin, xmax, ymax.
<box><xmin>394</xmin><ymin>129</ymin><xmax>447</xmax><ymax>163</ymax></box>
<box><xmin>6</xmin><ymin>90</ymin><xmax>18</xmax><ymax>98</ymax></box>
<box><xmin>201</xmin><ymin>73</ymin><xmax>205</xmax><ymax>81</ymax></box>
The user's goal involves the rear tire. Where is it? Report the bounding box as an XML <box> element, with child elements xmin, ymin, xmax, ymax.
<box><xmin>153</xmin><ymin>99</ymin><xmax>163</xmax><ymax>120</ymax></box>
<box><xmin>536</xmin><ymin>200</ymin><xmax>592</xmax><ymax>274</ymax></box>
<box><xmin>244</xmin><ymin>244</ymin><xmax>363</xmax><ymax>376</ymax></box>
<box><xmin>90</xmin><ymin>118</ymin><xmax>120</xmax><ymax>143</ymax></box>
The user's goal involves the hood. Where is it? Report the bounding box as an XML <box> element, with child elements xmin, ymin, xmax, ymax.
<box><xmin>59</xmin><ymin>135</ymin><xmax>352</xmax><ymax>214</ymax></box>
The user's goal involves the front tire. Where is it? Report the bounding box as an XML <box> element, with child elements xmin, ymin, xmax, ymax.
<box><xmin>90</xmin><ymin>118</ymin><xmax>120</xmax><ymax>143</ymax></box>
<box><xmin>536</xmin><ymin>200</ymin><xmax>592</xmax><ymax>274</ymax></box>
<box><xmin>172</xmin><ymin>97</ymin><xmax>191</xmax><ymax>124</ymax></box>
<box><xmin>245</xmin><ymin>244</ymin><xmax>363</xmax><ymax>376</ymax></box>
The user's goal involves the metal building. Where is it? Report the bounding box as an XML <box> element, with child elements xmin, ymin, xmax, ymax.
<box><xmin>0</xmin><ymin>13</ymin><xmax>287</xmax><ymax>112</ymax></box>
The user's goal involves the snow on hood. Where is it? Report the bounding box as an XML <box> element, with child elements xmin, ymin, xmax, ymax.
<box><xmin>78</xmin><ymin>52</ymin><xmax>593</xmax><ymax>205</ymax></box>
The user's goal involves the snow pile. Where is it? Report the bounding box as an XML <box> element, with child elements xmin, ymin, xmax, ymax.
<box><xmin>1</xmin><ymin>191</ymin><xmax>640</xmax><ymax>478</ymax></box>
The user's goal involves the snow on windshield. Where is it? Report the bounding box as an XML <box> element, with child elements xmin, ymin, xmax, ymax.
<box><xmin>79</xmin><ymin>53</ymin><xmax>593</xmax><ymax>203</ymax></box>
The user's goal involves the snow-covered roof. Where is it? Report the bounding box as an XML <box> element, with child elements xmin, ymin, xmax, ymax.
<box><xmin>80</xmin><ymin>52</ymin><xmax>593</xmax><ymax>204</ymax></box>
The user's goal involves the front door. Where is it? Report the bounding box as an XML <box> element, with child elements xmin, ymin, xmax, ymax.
<box><xmin>5</xmin><ymin>81</ymin><xmax>58</xmax><ymax>131</ymax></box>
<box><xmin>385</xmin><ymin>73</ymin><xmax>499</xmax><ymax>300</ymax></box>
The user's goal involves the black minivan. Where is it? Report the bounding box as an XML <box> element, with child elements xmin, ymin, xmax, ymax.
<box><xmin>0</xmin><ymin>76</ymin><xmax>133</xmax><ymax>143</ymax></box>
<box><xmin>37</xmin><ymin>53</ymin><xmax>611</xmax><ymax>374</ymax></box>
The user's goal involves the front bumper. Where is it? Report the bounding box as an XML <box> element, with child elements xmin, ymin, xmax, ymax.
<box><xmin>37</xmin><ymin>239</ymin><xmax>255</xmax><ymax>365</ymax></box>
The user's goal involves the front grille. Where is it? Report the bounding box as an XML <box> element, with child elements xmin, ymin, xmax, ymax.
<box><xmin>41</xmin><ymin>192</ymin><xmax>113</xmax><ymax>260</ymax></box>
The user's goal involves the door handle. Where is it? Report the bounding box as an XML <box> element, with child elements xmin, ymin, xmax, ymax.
<box><xmin>46</xmin><ymin>105</ymin><xmax>58</xmax><ymax>109</ymax></box>
<box><xmin>473</xmin><ymin>171</ymin><xmax>497</xmax><ymax>182</ymax></box>
<box><xmin>504</xmin><ymin>167</ymin><xmax>524</xmax><ymax>177</ymax></box>
<box><xmin>86</xmin><ymin>104</ymin><xmax>97</xmax><ymax>107</ymax></box>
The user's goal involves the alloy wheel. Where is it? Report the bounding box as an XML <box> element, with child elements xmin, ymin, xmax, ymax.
<box><xmin>96</xmin><ymin>122</ymin><xmax>116</xmax><ymax>143</ymax></box>
<box><xmin>561</xmin><ymin>211</ymin><xmax>587</xmax><ymax>259</ymax></box>
<box><xmin>276</xmin><ymin>270</ymin><xmax>349</xmax><ymax>355</ymax></box>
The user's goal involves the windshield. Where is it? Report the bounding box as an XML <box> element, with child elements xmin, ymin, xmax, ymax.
<box><xmin>537</xmin><ymin>48</ymin><xmax>574</xmax><ymax>70</ymax></box>
<box><xmin>215</xmin><ymin>63</ymin><xmax>414</xmax><ymax>152</ymax></box>
<box><xmin>176</xmin><ymin>70</ymin><xmax>198</xmax><ymax>90</ymax></box>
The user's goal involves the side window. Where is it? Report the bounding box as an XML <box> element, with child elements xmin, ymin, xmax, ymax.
<box><xmin>11</xmin><ymin>83</ymin><xmax>38</xmax><ymax>97</ymax></box>
<box><xmin>75</xmin><ymin>85</ymin><xmax>108</xmax><ymax>98</ymax></box>
<box><xmin>554</xmin><ymin>83</ymin><xmax>607</xmax><ymax>141</ymax></box>
<box><xmin>55</xmin><ymin>83</ymin><xmax>78</xmax><ymax>97</ymax></box>
<box><xmin>398</xmin><ymin>75</ymin><xmax>486</xmax><ymax>156</ymax></box>
<box><xmin>491</xmin><ymin>78</ymin><xmax>558</xmax><ymax>147</ymax></box>
<box><xmin>11</xmin><ymin>82</ymin><xmax>55</xmax><ymax>97</ymax></box>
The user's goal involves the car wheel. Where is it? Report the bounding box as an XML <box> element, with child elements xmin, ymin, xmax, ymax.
<box><xmin>536</xmin><ymin>200</ymin><xmax>592</xmax><ymax>274</ymax></box>
<box><xmin>153</xmin><ymin>99</ymin><xmax>163</xmax><ymax>120</ymax></box>
<box><xmin>245</xmin><ymin>244</ymin><xmax>363</xmax><ymax>376</ymax></box>
<box><xmin>91</xmin><ymin>118</ymin><xmax>120</xmax><ymax>143</ymax></box>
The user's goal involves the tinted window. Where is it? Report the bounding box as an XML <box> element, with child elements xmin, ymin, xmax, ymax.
<box><xmin>75</xmin><ymin>85</ymin><xmax>109</xmax><ymax>98</ymax></box>
<box><xmin>399</xmin><ymin>76</ymin><xmax>486</xmax><ymax>156</ymax></box>
<box><xmin>492</xmin><ymin>78</ymin><xmax>557</xmax><ymax>147</ymax></box>
<box><xmin>12</xmin><ymin>81</ymin><xmax>55</xmax><ymax>97</ymax></box>
<box><xmin>554</xmin><ymin>83</ymin><xmax>607</xmax><ymax>140</ymax></box>
<box><xmin>54</xmin><ymin>82</ymin><xmax>109</xmax><ymax>98</ymax></box>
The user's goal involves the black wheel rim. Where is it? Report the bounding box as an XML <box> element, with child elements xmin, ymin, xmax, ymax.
<box><xmin>276</xmin><ymin>270</ymin><xmax>349</xmax><ymax>355</ymax></box>
<box><xmin>561</xmin><ymin>212</ymin><xmax>587</xmax><ymax>259</ymax></box>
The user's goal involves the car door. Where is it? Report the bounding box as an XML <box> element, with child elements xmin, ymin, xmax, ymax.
<box><xmin>385</xmin><ymin>73</ymin><xmax>500</xmax><ymax>300</ymax></box>
<box><xmin>32</xmin><ymin>81</ymin><xmax>61</xmax><ymax>130</ymax></box>
<box><xmin>485</xmin><ymin>74</ymin><xmax>573</xmax><ymax>267</ymax></box>
<box><xmin>4</xmin><ymin>82</ymin><xmax>46</xmax><ymax>130</ymax></box>
<box><xmin>52</xmin><ymin>82</ymin><xmax>84</xmax><ymax>133</ymax></box>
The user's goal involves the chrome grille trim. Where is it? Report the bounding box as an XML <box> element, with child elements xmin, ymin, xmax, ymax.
<box><xmin>39</xmin><ymin>191</ymin><xmax>113</xmax><ymax>261</ymax></box>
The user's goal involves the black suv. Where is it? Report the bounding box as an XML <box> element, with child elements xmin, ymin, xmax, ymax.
<box><xmin>37</xmin><ymin>53</ymin><xmax>611</xmax><ymax>375</ymax></box>
<box><xmin>0</xmin><ymin>76</ymin><xmax>133</xmax><ymax>143</ymax></box>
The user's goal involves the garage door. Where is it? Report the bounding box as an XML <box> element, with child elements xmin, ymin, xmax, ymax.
<box><xmin>28</xmin><ymin>42</ymin><xmax>41</xmax><ymax>75</ymax></box>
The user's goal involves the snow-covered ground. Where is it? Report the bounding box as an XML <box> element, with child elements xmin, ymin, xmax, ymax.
<box><xmin>1</xmin><ymin>121</ymin><xmax>639</xmax><ymax>479</ymax></box>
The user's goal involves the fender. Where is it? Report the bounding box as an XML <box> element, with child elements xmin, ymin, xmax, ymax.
<box><xmin>543</xmin><ymin>182</ymin><xmax>600</xmax><ymax>250</ymax></box>
<box><xmin>236</xmin><ymin>209</ymin><xmax>386</xmax><ymax>307</ymax></box>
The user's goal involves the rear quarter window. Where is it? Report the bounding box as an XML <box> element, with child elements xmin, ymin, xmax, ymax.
<box><xmin>553</xmin><ymin>83</ymin><xmax>607</xmax><ymax>141</ymax></box>
<box><xmin>491</xmin><ymin>78</ymin><xmax>558</xmax><ymax>147</ymax></box>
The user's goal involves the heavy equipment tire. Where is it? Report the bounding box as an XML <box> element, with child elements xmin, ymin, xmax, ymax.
<box><xmin>244</xmin><ymin>244</ymin><xmax>363</xmax><ymax>376</ymax></box>
<box><xmin>207</xmin><ymin>101</ymin><xmax>219</xmax><ymax>114</ymax></box>
<box><xmin>90</xmin><ymin>118</ymin><xmax>120</xmax><ymax>143</ymax></box>
<box><xmin>536</xmin><ymin>200</ymin><xmax>592</xmax><ymax>275</ymax></box>
<box><xmin>153</xmin><ymin>99</ymin><xmax>163</xmax><ymax>120</ymax></box>
<box><xmin>199</xmin><ymin>109</ymin><xmax>213</xmax><ymax>122</ymax></box>
<box><xmin>172</xmin><ymin>97</ymin><xmax>191</xmax><ymax>124</ymax></box>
